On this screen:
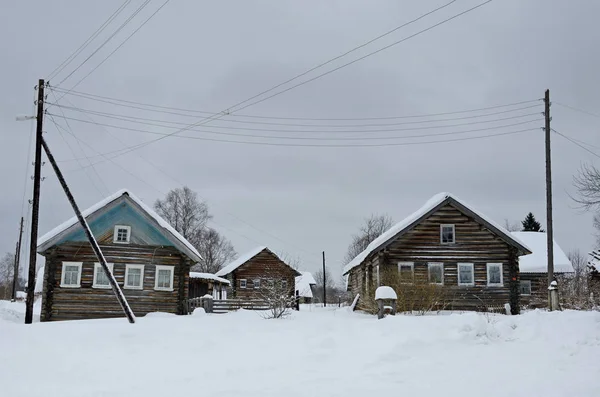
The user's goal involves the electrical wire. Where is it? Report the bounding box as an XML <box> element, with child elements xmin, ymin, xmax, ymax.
<box><xmin>552</xmin><ymin>128</ymin><xmax>600</xmax><ymax>160</ymax></box>
<box><xmin>47</xmin><ymin>112</ymin><xmax>542</xmax><ymax>142</ymax></box>
<box><xmin>48</xmin><ymin>102</ymin><xmax>542</xmax><ymax>129</ymax></box>
<box><xmin>554</xmin><ymin>102</ymin><xmax>600</xmax><ymax>120</ymax></box>
<box><xmin>55</xmin><ymin>0</ymin><xmax>172</xmax><ymax>98</ymax></box>
<box><xmin>55</xmin><ymin>0</ymin><xmax>153</xmax><ymax>87</ymax></box>
<box><xmin>50</xmin><ymin>86</ymin><xmax>539</xmax><ymax>122</ymax></box>
<box><xmin>47</xmin><ymin>0</ymin><xmax>133</xmax><ymax>81</ymax></box>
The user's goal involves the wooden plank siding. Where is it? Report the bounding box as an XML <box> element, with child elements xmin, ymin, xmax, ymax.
<box><xmin>225</xmin><ymin>250</ymin><xmax>297</xmax><ymax>300</ymax></box>
<box><xmin>348</xmin><ymin>203</ymin><xmax>520</xmax><ymax>313</ymax></box>
<box><xmin>40</xmin><ymin>242</ymin><xmax>192</xmax><ymax>321</ymax></box>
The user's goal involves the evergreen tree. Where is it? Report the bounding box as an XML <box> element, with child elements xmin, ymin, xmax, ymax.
<box><xmin>521</xmin><ymin>212</ymin><xmax>543</xmax><ymax>232</ymax></box>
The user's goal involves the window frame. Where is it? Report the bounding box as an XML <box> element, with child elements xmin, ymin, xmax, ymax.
<box><xmin>239</xmin><ymin>279</ymin><xmax>247</xmax><ymax>289</ymax></box>
<box><xmin>440</xmin><ymin>224</ymin><xmax>456</xmax><ymax>245</ymax></box>
<box><xmin>428</xmin><ymin>262</ymin><xmax>444</xmax><ymax>285</ymax></box>
<box><xmin>113</xmin><ymin>225</ymin><xmax>132</xmax><ymax>244</ymax></box>
<box><xmin>281</xmin><ymin>280</ymin><xmax>288</xmax><ymax>291</ymax></box>
<box><xmin>397</xmin><ymin>262</ymin><xmax>414</xmax><ymax>284</ymax></box>
<box><xmin>253</xmin><ymin>278</ymin><xmax>261</xmax><ymax>289</ymax></box>
<box><xmin>486</xmin><ymin>263</ymin><xmax>503</xmax><ymax>287</ymax></box>
<box><xmin>520</xmin><ymin>280</ymin><xmax>532</xmax><ymax>296</ymax></box>
<box><xmin>60</xmin><ymin>261</ymin><xmax>83</xmax><ymax>288</ymax></box>
<box><xmin>92</xmin><ymin>262</ymin><xmax>114</xmax><ymax>289</ymax></box>
<box><xmin>124</xmin><ymin>264</ymin><xmax>145</xmax><ymax>290</ymax></box>
<box><xmin>154</xmin><ymin>265</ymin><xmax>175</xmax><ymax>292</ymax></box>
<box><xmin>457</xmin><ymin>262</ymin><xmax>475</xmax><ymax>286</ymax></box>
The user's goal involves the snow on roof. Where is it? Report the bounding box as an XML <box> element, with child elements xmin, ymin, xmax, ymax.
<box><xmin>16</xmin><ymin>291</ymin><xmax>26</xmax><ymax>299</ymax></box>
<box><xmin>189</xmin><ymin>272</ymin><xmax>230</xmax><ymax>284</ymax></box>
<box><xmin>34</xmin><ymin>266</ymin><xmax>44</xmax><ymax>293</ymax></box>
<box><xmin>589</xmin><ymin>251</ymin><xmax>600</xmax><ymax>272</ymax></box>
<box><xmin>37</xmin><ymin>189</ymin><xmax>202</xmax><ymax>263</ymax></box>
<box><xmin>511</xmin><ymin>232</ymin><xmax>574</xmax><ymax>273</ymax></box>
<box><xmin>375</xmin><ymin>286</ymin><xmax>397</xmax><ymax>300</ymax></box>
<box><xmin>215</xmin><ymin>246</ymin><xmax>267</xmax><ymax>277</ymax></box>
<box><xmin>343</xmin><ymin>192</ymin><xmax>531</xmax><ymax>275</ymax></box>
<box><xmin>295</xmin><ymin>271</ymin><xmax>316</xmax><ymax>298</ymax></box>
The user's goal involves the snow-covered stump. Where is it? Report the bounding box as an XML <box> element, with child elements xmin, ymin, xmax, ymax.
<box><xmin>375</xmin><ymin>286</ymin><xmax>397</xmax><ymax>319</ymax></box>
<box><xmin>202</xmin><ymin>294</ymin><xmax>214</xmax><ymax>313</ymax></box>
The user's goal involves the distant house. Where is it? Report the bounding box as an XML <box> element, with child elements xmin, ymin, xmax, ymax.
<box><xmin>511</xmin><ymin>231</ymin><xmax>574</xmax><ymax>308</ymax></box>
<box><xmin>295</xmin><ymin>271</ymin><xmax>317</xmax><ymax>303</ymax></box>
<box><xmin>215</xmin><ymin>247</ymin><xmax>301</xmax><ymax>300</ymax></box>
<box><xmin>343</xmin><ymin>193</ymin><xmax>532</xmax><ymax>314</ymax></box>
<box><xmin>189</xmin><ymin>272</ymin><xmax>230</xmax><ymax>300</ymax></box>
<box><xmin>36</xmin><ymin>189</ymin><xmax>202</xmax><ymax>322</ymax></box>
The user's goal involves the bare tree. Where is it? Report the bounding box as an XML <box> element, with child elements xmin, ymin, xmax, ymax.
<box><xmin>573</xmin><ymin>164</ymin><xmax>600</xmax><ymax>247</ymax></box>
<box><xmin>277</xmin><ymin>251</ymin><xmax>301</xmax><ymax>270</ymax></box>
<box><xmin>503</xmin><ymin>219</ymin><xmax>521</xmax><ymax>232</ymax></box>
<box><xmin>257</xmin><ymin>278</ymin><xmax>296</xmax><ymax>319</ymax></box>
<box><xmin>154</xmin><ymin>186</ymin><xmax>211</xmax><ymax>242</ymax></box>
<box><xmin>0</xmin><ymin>252</ymin><xmax>15</xmax><ymax>300</ymax></box>
<box><xmin>343</xmin><ymin>213</ymin><xmax>394</xmax><ymax>265</ymax></box>
<box><xmin>314</xmin><ymin>268</ymin><xmax>337</xmax><ymax>303</ymax></box>
<box><xmin>192</xmin><ymin>228</ymin><xmax>237</xmax><ymax>273</ymax></box>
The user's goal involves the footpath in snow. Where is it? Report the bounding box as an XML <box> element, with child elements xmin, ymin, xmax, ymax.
<box><xmin>1</xmin><ymin>301</ymin><xmax>599</xmax><ymax>397</ymax></box>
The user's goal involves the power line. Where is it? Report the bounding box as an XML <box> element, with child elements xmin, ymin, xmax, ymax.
<box><xmin>47</xmin><ymin>112</ymin><xmax>542</xmax><ymax>142</ymax></box>
<box><xmin>55</xmin><ymin>0</ymin><xmax>152</xmax><ymax>87</ymax></box>
<box><xmin>47</xmin><ymin>0</ymin><xmax>133</xmax><ymax>81</ymax></box>
<box><xmin>55</xmin><ymin>0</ymin><xmax>172</xmax><ymax>98</ymax></box>
<box><xmin>552</xmin><ymin>128</ymin><xmax>600</xmax><ymax>160</ymax></box>
<box><xmin>53</xmin><ymin>97</ymin><xmax>322</xmax><ymax>259</ymax></box>
<box><xmin>554</xmin><ymin>101</ymin><xmax>600</xmax><ymax>120</ymax></box>
<box><xmin>49</xmin><ymin>101</ymin><xmax>542</xmax><ymax>129</ymax></box>
<box><xmin>54</xmin><ymin>0</ymin><xmax>494</xmax><ymax>159</ymax></box>
<box><xmin>51</xmin><ymin>85</ymin><xmax>539</xmax><ymax>122</ymax></box>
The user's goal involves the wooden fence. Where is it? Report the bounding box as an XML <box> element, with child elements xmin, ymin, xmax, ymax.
<box><xmin>187</xmin><ymin>298</ymin><xmax>272</xmax><ymax>314</ymax></box>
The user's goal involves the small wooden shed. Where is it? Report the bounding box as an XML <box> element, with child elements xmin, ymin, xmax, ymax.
<box><xmin>188</xmin><ymin>272</ymin><xmax>230</xmax><ymax>300</ymax></box>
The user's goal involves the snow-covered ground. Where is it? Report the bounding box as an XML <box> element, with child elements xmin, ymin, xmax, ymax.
<box><xmin>1</xmin><ymin>301</ymin><xmax>599</xmax><ymax>397</ymax></box>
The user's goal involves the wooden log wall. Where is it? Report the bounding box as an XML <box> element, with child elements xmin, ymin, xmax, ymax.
<box><xmin>40</xmin><ymin>242</ymin><xmax>191</xmax><ymax>321</ymax></box>
<box><xmin>349</xmin><ymin>203</ymin><xmax>522</xmax><ymax>313</ymax></box>
<box><xmin>224</xmin><ymin>250</ymin><xmax>297</xmax><ymax>300</ymax></box>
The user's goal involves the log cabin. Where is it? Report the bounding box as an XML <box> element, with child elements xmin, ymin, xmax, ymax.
<box><xmin>343</xmin><ymin>192</ymin><xmax>532</xmax><ymax>314</ymax></box>
<box><xmin>510</xmin><ymin>231</ymin><xmax>574</xmax><ymax>308</ymax></box>
<box><xmin>36</xmin><ymin>189</ymin><xmax>202</xmax><ymax>321</ymax></box>
<box><xmin>215</xmin><ymin>247</ymin><xmax>301</xmax><ymax>300</ymax></box>
<box><xmin>588</xmin><ymin>250</ymin><xmax>600</xmax><ymax>296</ymax></box>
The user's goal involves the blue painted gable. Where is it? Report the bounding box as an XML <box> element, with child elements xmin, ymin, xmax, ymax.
<box><xmin>56</xmin><ymin>200</ymin><xmax>174</xmax><ymax>247</ymax></box>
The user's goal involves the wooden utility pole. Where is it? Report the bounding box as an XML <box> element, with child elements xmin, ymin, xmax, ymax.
<box><xmin>40</xmin><ymin>136</ymin><xmax>136</xmax><ymax>323</ymax></box>
<box><xmin>544</xmin><ymin>89</ymin><xmax>555</xmax><ymax>311</ymax></box>
<box><xmin>25</xmin><ymin>80</ymin><xmax>44</xmax><ymax>324</ymax></box>
<box><xmin>322</xmin><ymin>251</ymin><xmax>326</xmax><ymax>307</ymax></box>
<box><xmin>11</xmin><ymin>217</ymin><xmax>24</xmax><ymax>302</ymax></box>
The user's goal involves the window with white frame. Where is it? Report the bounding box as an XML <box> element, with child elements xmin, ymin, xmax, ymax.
<box><xmin>124</xmin><ymin>264</ymin><xmax>144</xmax><ymax>290</ymax></box>
<box><xmin>457</xmin><ymin>263</ymin><xmax>474</xmax><ymax>286</ymax></box>
<box><xmin>428</xmin><ymin>262</ymin><xmax>444</xmax><ymax>284</ymax></box>
<box><xmin>239</xmin><ymin>279</ymin><xmax>247</xmax><ymax>289</ymax></box>
<box><xmin>92</xmin><ymin>263</ymin><xmax>114</xmax><ymax>288</ymax></box>
<box><xmin>398</xmin><ymin>262</ymin><xmax>414</xmax><ymax>283</ymax></box>
<box><xmin>267</xmin><ymin>279</ymin><xmax>274</xmax><ymax>289</ymax></box>
<box><xmin>440</xmin><ymin>224</ymin><xmax>455</xmax><ymax>244</ymax></box>
<box><xmin>520</xmin><ymin>280</ymin><xmax>532</xmax><ymax>296</ymax></box>
<box><xmin>487</xmin><ymin>263</ymin><xmax>503</xmax><ymax>286</ymax></box>
<box><xmin>154</xmin><ymin>265</ymin><xmax>174</xmax><ymax>291</ymax></box>
<box><xmin>113</xmin><ymin>225</ymin><xmax>131</xmax><ymax>244</ymax></box>
<box><xmin>60</xmin><ymin>262</ymin><xmax>82</xmax><ymax>288</ymax></box>
<box><xmin>281</xmin><ymin>280</ymin><xmax>288</xmax><ymax>291</ymax></box>
<box><xmin>253</xmin><ymin>278</ymin><xmax>261</xmax><ymax>289</ymax></box>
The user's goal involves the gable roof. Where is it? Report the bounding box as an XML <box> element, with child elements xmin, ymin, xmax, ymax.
<box><xmin>295</xmin><ymin>271</ymin><xmax>317</xmax><ymax>298</ymax></box>
<box><xmin>343</xmin><ymin>192</ymin><xmax>532</xmax><ymax>275</ymax></box>
<box><xmin>37</xmin><ymin>189</ymin><xmax>202</xmax><ymax>263</ymax></box>
<box><xmin>511</xmin><ymin>232</ymin><xmax>574</xmax><ymax>273</ymax></box>
<box><xmin>215</xmin><ymin>246</ymin><xmax>301</xmax><ymax>277</ymax></box>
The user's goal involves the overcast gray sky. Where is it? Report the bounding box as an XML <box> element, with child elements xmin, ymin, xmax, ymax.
<box><xmin>1</xmin><ymin>0</ymin><xmax>599</xmax><ymax>282</ymax></box>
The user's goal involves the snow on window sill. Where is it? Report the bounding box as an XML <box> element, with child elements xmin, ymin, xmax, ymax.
<box><xmin>154</xmin><ymin>287</ymin><xmax>174</xmax><ymax>292</ymax></box>
<box><xmin>60</xmin><ymin>284</ymin><xmax>81</xmax><ymax>288</ymax></box>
